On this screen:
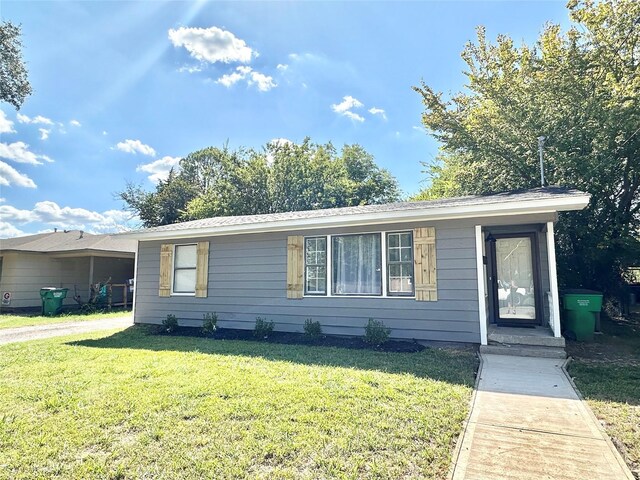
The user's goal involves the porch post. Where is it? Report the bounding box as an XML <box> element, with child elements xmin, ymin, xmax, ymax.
<box><xmin>475</xmin><ymin>225</ymin><xmax>488</xmax><ymax>345</ymax></box>
<box><xmin>546</xmin><ymin>221</ymin><xmax>562</xmax><ymax>337</ymax></box>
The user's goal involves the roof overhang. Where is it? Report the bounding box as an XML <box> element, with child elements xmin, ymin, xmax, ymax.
<box><xmin>124</xmin><ymin>194</ymin><xmax>590</xmax><ymax>242</ymax></box>
<box><xmin>1</xmin><ymin>249</ymin><xmax>135</xmax><ymax>258</ymax></box>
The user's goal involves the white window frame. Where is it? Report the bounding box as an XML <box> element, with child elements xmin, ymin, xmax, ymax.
<box><xmin>304</xmin><ymin>236</ymin><xmax>328</xmax><ymax>296</ymax></box>
<box><xmin>386</xmin><ymin>231</ymin><xmax>415</xmax><ymax>297</ymax></box>
<box><xmin>303</xmin><ymin>230</ymin><xmax>415</xmax><ymax>299</ymax></box>
<box><xmin>171</xmin><ymin>243</ymin><xmax>197</xmax><ymax>296</ymax></box>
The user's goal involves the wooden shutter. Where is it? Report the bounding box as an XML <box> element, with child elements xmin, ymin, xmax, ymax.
<box><xmin>195</xmin><ymin>241</ymin><xmax>210</xmax><ymax>298</ymax></box>
<box><xmin>414</xmin><ymin>227</ymin><xmax>437</xmax><ymax>301</ymax></box>
<box><xmin>159</xmin><ymin>244</ymin><xmax>173</xmax><ymax>297</ymax></box>
<box><xmin>287</xmin><ymin>236</ymin><xmax>304</xmax><ymax>299</ymax></box>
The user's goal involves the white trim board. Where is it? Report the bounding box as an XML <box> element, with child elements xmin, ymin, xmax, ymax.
<box><xmin>125</xmin><ymin>195</ymin><xmax>590</xmax><ymax>242</ymax></box>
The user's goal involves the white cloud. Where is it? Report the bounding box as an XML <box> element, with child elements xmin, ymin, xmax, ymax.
<box><xmin>276</xmin><ymin>63</ymin><xmax>288</xmax><ymax>71</ymax></box>
<box><xmin>0</xmin><ymin>141</ymin><xmax>53</xmax><ymax>165</ymax></box>
<box><xmin>39</xmin><ymin>128</ymin><xmax>50</xmax><ymax>140</ymax></box>
<box><xmin>70</xmin><ymin>119</ymin><xmax>81</xmax><ymax>127</ymax></box>
<box><xmin>115</xmin><ymin>139</ymin><xmax>156</xmax><ymax>156</ymax></box>
<box><xmin>17</xmin><ymin>113</ymin><xmax>54</xmax><ymax>125</ymax></box>
<box><xmin>368</xmin><ymin>107</ymin><xmax>387</xmax><ymax>120</ymax></box>
<box><xmin>0</xmin><ymin>161</ymin><xmax>37</xmax><ymax>188</ymax></box>
<box><xmin>168</xmin><ymin>26</ymin><xmax>254</xmax><ymax>65</ymax></box>
<box><xmin>412</xmin><ymin>125</ymin><xmax>426</xmax><ymax>133</ymax></box>
<box><xmin>0</xmin><ymin>201</ymin><xmax>138</xmax><ymax>234</ymax></box>
<box><xmin>0</xmin><ymin>110</ymin><xmax>15</xmax><ymax>134</ymax></box>
<box><xmin>343</xmin><ymin>111</ymin><xmax>365</xmax><ymax>122</ymax></box>
<box><xmin>331</xmin><ymin>96</ymin><xmax>365</xmax><ymax>122</ymax></box>
<box><xmin>0</xmin><ymin>221</ymin><xmax>25</xmax><ymax>238</ymax></box>
<box><xmin>216</xmin><ymin>66</ymin><xmax>276</xmax><ymax>92</ymax></box>
<box><xmin>137</xmin><ymin>155</ymin><xmax>181</xmax><ymax>183</ymax></box>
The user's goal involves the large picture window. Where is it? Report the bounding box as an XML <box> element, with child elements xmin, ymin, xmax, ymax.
<box><xmin>387</xmin><ymin>232</ymin><xmax>414</xmax><ymax>296</ymax></box>
<box><xmin>173</xmin><ymin>244</ymin><xmax>197</xmax><ymax>294</ymax></box>
<box><xmin>305</xmin><ymin>237</ymin><xmax>327</xmax><ymax>295</ymax></box>
<box><xmin>332</xmin><ymin>233</ymin><xmax>382</xmax><ymax>296</ymax></box>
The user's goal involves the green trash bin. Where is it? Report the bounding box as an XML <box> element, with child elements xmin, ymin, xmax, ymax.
<box><xmin>561</xmin><ymin>289</ymin><xmax>603</xmax><ymax>341</ymax></box>
<box><xmin>40</xmin><ymin>287</ymin><xmax>69</xmax><ymax>316</ymax></box>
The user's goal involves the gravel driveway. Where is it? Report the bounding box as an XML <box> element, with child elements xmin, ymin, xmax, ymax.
<box><xmin>0</xmin><ymin>315</ymin><xmax>133</xmax><ymax>345</ymax></box>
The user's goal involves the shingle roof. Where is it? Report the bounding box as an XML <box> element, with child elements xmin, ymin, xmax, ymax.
<box><xmin>0</xmin><ymin>230</ymin><xmax>136</xmax><ymax>254</ymax></box>
<box><xmin>134</xmin><ymin>186</ymin><xmax>589</xmax><ymax>235</ymax></box>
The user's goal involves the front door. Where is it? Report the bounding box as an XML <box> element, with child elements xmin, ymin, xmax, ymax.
<box><xmin>489</xmin><ymin>234</ymin><xmax>540</xmax><ymax>326</ymax></box>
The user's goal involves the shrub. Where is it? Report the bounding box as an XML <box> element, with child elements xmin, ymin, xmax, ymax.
<box><xmin>253</xmin><ymin>317</ymin><xmax>274</xmax><ymax>339</ymax></box>
<box><xmin>163</xmin><ymin>314</ymin><xmax>178</xmax><ymax>333</ymax></box>
<box><xmin>363</xmin><ymin>318</ymin><xmax>391</xmax><ymax>346</ymax></box>
<box><xmin>202</xmin><ymin>312</ymin><xmax>218</xmax><ymax>335</ymax></box>
<box><xmin>303</xmin><ymin>318</ymin><xmax>323</xmax><ymax>340</ymax></box>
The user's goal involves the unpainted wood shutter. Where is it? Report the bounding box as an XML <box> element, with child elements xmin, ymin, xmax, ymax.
<box><xmin>287</xmin><ymin>236</ymin><xmax>304</xmax><ymax>299</ymax></box>
<box><xmin>195</xmin><ymin>241</ymin><xmax>210</xmax><ymax>298</ymax></box>
<box><xmin>414</xmin><ymin>227</ymin><xmax>437</xmax><ymax>301</ymax></box>
<box><xmin>159</xmin><ymin>244</ymin><xmax>173</xmax><ymax>297</ymax></box>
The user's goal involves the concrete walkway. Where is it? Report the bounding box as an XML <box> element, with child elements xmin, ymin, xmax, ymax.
<box><xmin>451</xmin><ymin>354</ymin><xmax>634</xmax><ymax>480</ymax></box>
<box><xmin>0</xmin><ymin>315</ymin><xmax>133</xmax><ymax>345</ymax></box>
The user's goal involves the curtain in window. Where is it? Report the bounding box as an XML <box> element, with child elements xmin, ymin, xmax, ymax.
<box><xmin>332</xmin><ymin>234</ymin><xmax>381</xmax><ymax>295</ymax></box>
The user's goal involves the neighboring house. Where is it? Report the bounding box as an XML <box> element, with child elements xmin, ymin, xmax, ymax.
<box><xmin>0</xmin><ymin>230</ymin><xmax>137</xmax><ymax>311</ymax></box>
<box><xmin>126</xmin><ymin>187</ymin><xmax>589</xmax><ymax>345</ymax></box>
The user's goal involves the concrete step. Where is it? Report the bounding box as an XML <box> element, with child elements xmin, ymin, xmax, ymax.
<box><xmin>487</xmin><ymin>329</ymin><xmax>566</xmax><ymax>348</ymax></box>
<box><xmin>480</xmin><ymin>344</ymin><xmax>567</xmax><ymax>359</ymax></box>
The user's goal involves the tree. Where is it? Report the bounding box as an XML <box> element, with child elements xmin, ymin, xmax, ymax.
<box><xmin>0</xmin><ymin>21</ymin><xmax>32</xmax><ymax>110</ymax></box>
<box><xmin>120</xmin><ymin>139</ymin><xmax>400</xmax><ymax>227</ymax></box>
<box><xmin>413</xmin><ymin>0</ymin><xmax>640</xmax><ymax>296</ymax></box>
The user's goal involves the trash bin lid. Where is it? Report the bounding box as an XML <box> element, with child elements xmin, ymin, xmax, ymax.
<box><xmin>562</xmin><ymin>289</ymin><xmax>602</xmax><ymax>295</ymax></box>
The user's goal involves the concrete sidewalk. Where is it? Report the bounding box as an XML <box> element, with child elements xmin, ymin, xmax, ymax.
<box><xmin>0</xmin><ymin>315</ymin><xmax>133</xmax><ymax>345</ymax></box>
<box><xmin>451</xmin><ymin>354</ymin><xmax>634</xmax><ymax>480</ymax></box>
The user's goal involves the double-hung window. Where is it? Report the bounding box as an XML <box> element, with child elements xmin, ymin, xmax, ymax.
<box><xmin>173</xmin><ymin>244</ymin><xmax>197</xmax><ymax>294</ymax></box>
<box><xmin>305</xmin><ymin>237</ymin><xmax>327</xmax><ymax>295</ymax></box>
<box><xmin>386</xmin><ymin>232</ymin><xmax>414</xmax><ymax>296</ymax></box>
<box><xmin>302</xmin><ymin>231</ymin><xmax>414</xmax><ymax>297</ymax></box>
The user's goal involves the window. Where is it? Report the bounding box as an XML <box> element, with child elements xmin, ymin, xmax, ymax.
<box><xmin>305</xmin><ymin>237</ymin><xmax>327</xmax><ymax>295</ymax></box>
<box><xmin>332</xmin><ymin>233</ymin><xmax>382</xmax><ymax>295</ymax></box>
<box><xmin>173</xmin><ymin>244</ymin><xmax>197</xmax><ymax>294</ymax></box>
<box><xmin>387</xmin><ymin>232</ymin><xmax>414</xmax><ymax>296</ymax></box>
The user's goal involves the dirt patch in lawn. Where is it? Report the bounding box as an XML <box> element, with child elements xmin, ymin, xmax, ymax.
<box><xmin>157</xmin><ymin>326</ymin><xmax>432</xmax><ymax>353</ymax></box>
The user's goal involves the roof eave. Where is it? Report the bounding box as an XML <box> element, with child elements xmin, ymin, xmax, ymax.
<box><xmin>124</xmin><ymin>194</ymin><xmax>590</xmax><ymax>242</ymax></box>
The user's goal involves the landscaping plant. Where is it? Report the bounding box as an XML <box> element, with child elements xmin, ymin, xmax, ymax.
<box><xmin>253</xmin><ymin>317</ymin><xmax>274</xmax><ymax>339</ymax></box>
<box><xmin>163</xmin><ymin>314</ymin><xmax>178</xmax><ymax>333</ymax></box>
<box><xmin>303</xmin><ymin>318</ymin><xmax>323</xmax><ymax>340</ymax></box>
<box><xmin>202</xmin><ymin>312</ymin><xmax>218</xmax><ymax>335</ymax></box>
<box><xmin>364</xmin><ymin>318</ymin><xmax>391</xmax><ymax>346</ymax></box>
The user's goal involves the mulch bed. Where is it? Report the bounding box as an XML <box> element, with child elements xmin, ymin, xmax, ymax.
<box><xmin>155</xmin><ymin>326</ymin><xmax>426</xmax><ymax>353</ymax></box>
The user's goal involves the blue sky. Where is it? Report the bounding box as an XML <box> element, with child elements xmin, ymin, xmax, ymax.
<box><xmin>0</xmin><ymin>1</ymin><xmax>571</xmax><ymax>237</ymax></box>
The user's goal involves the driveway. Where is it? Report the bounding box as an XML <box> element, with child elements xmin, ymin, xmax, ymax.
<box><xmin>0</xmin><ymin>315</ymin><xmax>133</xmax><ymax>345</ymax></box>
<box><xmin>451</xmin><ymin>354</ymin><xmax>634</xmax><ymax>480</ymax></box>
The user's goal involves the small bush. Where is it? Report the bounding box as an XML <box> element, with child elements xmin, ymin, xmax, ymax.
<box><xmin>363</xmin><ymin>318</ymin><xmax>391</xmax><ymax>346</ymax></box>
<box><xmin>163</xmin><ymin>314</ymin><xmax>178</xmax><ymax>333</ymax></box>
<box><xmin>303</xmin><ymin>318</ymin><xmax>323</xmax><ymax>340</ymax></box>
<box><xmin>254</xmin><ymin>317</ymin><xmax>274</xmax><ymax>339</ymax></box>
<box><xmin>202</xmin><ymin>312</ymin><xmax>218</xmax><ymax>335</ymax></box>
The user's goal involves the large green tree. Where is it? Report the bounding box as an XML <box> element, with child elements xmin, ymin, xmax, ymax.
<box><xmin>413</xmin><ymin>0</ymin><xmax>640</xmax><ymax>296</ymax></box>
<box><xmin>120</xmin><ymin>138</ymin><xmax>400</xmax><ymax>227</ymax></box>
<box><xmin>0</xmin><ymin>21</ymin><xmax>32</xmax><ymax>110</ymax></box>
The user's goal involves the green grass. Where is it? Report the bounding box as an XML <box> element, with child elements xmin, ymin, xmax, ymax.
<box><xmin>567</xmin><ymin>313</ymin><xmax>640</xmax><ymax>478</ymax></box>
<box><xmin>0</xmin><ymin>326</ymin><xmax>477</xmax><ymax>480</ymax></box>
<box><xmin>0</xmin><ymin>310</ymin><xmax>131</xmax><ymax>330</ymax></box>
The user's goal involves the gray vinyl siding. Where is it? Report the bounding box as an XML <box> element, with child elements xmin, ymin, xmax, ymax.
<box><xmin>134</xmin><ymin>221</ymin><xmax>481</xmax><ymax>343</ymax></box>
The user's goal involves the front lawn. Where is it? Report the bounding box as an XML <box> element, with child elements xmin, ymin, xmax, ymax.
<box><xmin>0</xmin><ymin>326</ymin><xmax>477</xmax><ymax>479</ymax></box>
<box><xmin>567</xmin><ymin>312</ymin><xmax>640</xmax><ymax>479</ymax></box>
<box><xmin>0</xmin><ymin>310</ymin><xmax>131</xmax><ymax>330</ymax></box>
